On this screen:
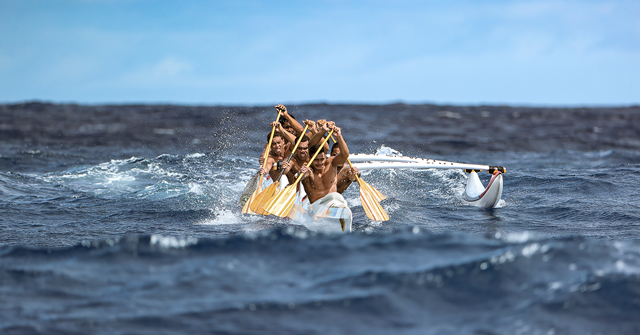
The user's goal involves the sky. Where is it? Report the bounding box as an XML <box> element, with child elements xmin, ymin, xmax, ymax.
<box><xmin>0</xmin><ymin>0</ymin><xmax>638</xmax><ymax>106</ymax></box>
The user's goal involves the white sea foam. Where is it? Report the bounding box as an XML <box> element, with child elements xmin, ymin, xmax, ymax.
<box><xmin>150</xmin><ymin>235</ymin><xmax>198</xmax><ymax>248</ymax></box>
<box><xmin>186</xmin><ymin>153</ymin><xmax>206</xmax><ymax>159</ymax></box>
<box><xmin>375</xmin><ymin>145</ymin><xmax>402</xmax><ymax>156</ymax></box>
<box><xmin>499</xmin><ymin>231</ymin><xmax>544</xmax><ymax>243</ymax></box>
<box><xmin>197</xmin><ymin>209</ymin><xmax>244</xmax><ymax>225</ymax></box>
<box><xmin>188</xmin><ymin>183</ymin><xmax>203</xmax><ymax>195</ymax></box>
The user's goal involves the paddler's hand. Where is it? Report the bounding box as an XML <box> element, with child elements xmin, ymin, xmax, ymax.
<box><xmin>271</xmin><ymin>121</ymin><xmax>287</xmax><ymax>134</ymax></box>
<box><xmin>318</xmin><ymin>121</ymin><xmax>330</xmax><ymax>133</ymax></box>
<box><xmin>270</xmin><ymin>121</ymin><xmax>282</xmax><ymax>129</ymax></box>
<box><xmin>275</xmin><ymin>104</ymin><xmax>288</xmax><ymax>115</ymax></box>
<box><xmin>303</xmin><ymin>119</ymin><xmax>316</xmax><ymax>133</ymax></box>
<box><xmin>281</xmin><ymin>161</ymin><xmax>291</xmax><ymax>173</ymax></box>
<box><xmin>299</xmin><ymin>165</ymin><xmax>311</xmax><ymax>179</ymax></box>
<box><xmin>259</xmin><ymin>167</ymin><xmax>268</xmax><ymax>175</ymax></box>
<box><xmin>347</xmin><ymin>167</ymin><xmax>360</xmax><ymax>181</ymax></box>
<box><xmin>316</xmin><ymin>119</ymin><xmax>326</xmax><ymax>130</ymax></box>
<box><xmin>331</xmin><ymin>125</ymin><xmax>342</xmax><ymax>138</ymax></box>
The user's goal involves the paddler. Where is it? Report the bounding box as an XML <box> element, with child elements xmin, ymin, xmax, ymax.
<box><xmin>283</xmin><ymin>133</ymin><xmax>310</xmax><ymax>185</ymax></box>
<box><xmin>330</xmin><ymin>143</ymin><xmax>360</xmax><ymax>194</ymax></box>
<box><xmin>298</xmin><ymin>125</ymin><xmax>350</xmax><ymax>205</ymax></box>
<box><xmin>258</xmin><ymin>131</ymin><xmax>291</xmax><ymax>182</ymax></box>
<box><xmin>258</xmin><ymin>121</ymin><xmax>296</xmax><ymax>166</ymax></box>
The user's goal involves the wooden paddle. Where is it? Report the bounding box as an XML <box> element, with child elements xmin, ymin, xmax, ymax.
<box><xmin>242</xmin><ymin>113</ymin><xmax>281</xmax><ymax>214</ymax></box>
<box><xmin>250</xmin><ymin>124</ymin><xmax>309</xmax><ymax>214</ymax></box>
<box><xmin>264</xmin><ymin>130</ymin><xmax>334</xmax><ymax>217</ymax></box>
<box><xmin>331</xmin><ymin>136</ymin><xmax>389</xmax><ymax>221</ymax></box>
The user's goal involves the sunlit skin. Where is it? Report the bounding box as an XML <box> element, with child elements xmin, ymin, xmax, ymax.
<box><xmin>299</xmin><ymin>126</ymin><xmax>349</xmax><ymax>203</ymax></box>
<box><xmin>258</xmin><ymin>121</ymin><xmax>295</xmax><ymax>166</ymax></box>
<box><xmin>331</xmin><ymin>147</ymin><xmax>360</xmax><ymax>194</ymax></box>
<box><xmin>284</xmin><ymin>141</ymin><xmax>309</xmax><ymax>185</ymax></box>
<box><xmin>275</xmin><ymin>104</ymin><xmax>304</xmax><ymax>138</ymax></box>
<box><xmin>282</xmin><ymin>120</ymin><xmax>297</xmax><ymax>137</ymax></box>
<box><xmin>259</xmin><ymin>136</ymin><xmax>290</xmax><ymax>181</ymax></box>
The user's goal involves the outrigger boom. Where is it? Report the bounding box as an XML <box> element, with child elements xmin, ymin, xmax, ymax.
<box><xmin>348</xmin><ymin>154</ymin><xmax>505</xmax><ymax>174</ymax></box>
<box><xmin>349</xmin><ymin>154</ymin><xmax>505</xmax><ymax>209</ymax></box>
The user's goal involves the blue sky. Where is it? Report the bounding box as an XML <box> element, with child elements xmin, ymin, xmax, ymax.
<box><xmin>0</xmin><ymin>0</ymin><xmax>638</xmax><ymax>106</ymax></box>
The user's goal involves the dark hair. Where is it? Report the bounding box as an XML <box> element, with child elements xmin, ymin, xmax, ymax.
<box><xmin>309</xmin><ymin>144</ymin><xmax>327</xmax><ymax>156</ymax></box>
<box><xmin>296</xmin><ymin>134</ymin><xmax>310</xmax><ymax>144</ymax></box>
<box><xmin>330</xmin><ymin>142</ymin><xmax>340</xmax><ymax>154</ymax></box>
<box><xmin>267</xmin><ymin>132</ymin><xmax>282</xmax><ymax>142</ymax></box>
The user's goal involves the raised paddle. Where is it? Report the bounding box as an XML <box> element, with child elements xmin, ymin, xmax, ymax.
<box><xmin>250</xmin><ymin>124</ymin><xmax>309</xmax><ymax>214</ymax></box>
<box><xmin>264</xmin><ymin>130</ymin><xmax>334</xmax><ymax>217</ymax></box>
<box><xmin>242</xmin><ymin>112</ymin><xmax>281</xmax><ymax>214</ymax></box>
<box><xmin>331</xmin><ymin>136</ymin><xmax>389</xmax><ymax>221</ymax></box>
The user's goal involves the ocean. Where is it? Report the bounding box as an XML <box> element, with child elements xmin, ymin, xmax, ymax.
<box><xmin>1</xmin><ymin>102</ymin><xmax>639</xmax><ymax>334</ymax></box>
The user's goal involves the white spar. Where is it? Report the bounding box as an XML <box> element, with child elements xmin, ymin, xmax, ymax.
<box><xmin>349</xmin><ymin>154</ymin><xmax>505</xmax><ymax>209</ymax></box>
<box><xmin>349</xmin><ymin>154</ymin><xmax>505</xmax><ymax>173</ymax></box>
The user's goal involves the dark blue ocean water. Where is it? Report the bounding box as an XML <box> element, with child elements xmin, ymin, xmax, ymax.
<box><xmin>1</xmin><ymin>103</ymin><xmax>640</xmax><ymax>334</ymax></box>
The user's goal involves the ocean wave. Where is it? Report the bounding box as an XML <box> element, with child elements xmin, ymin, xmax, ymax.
<box><xmin>1</xmin><ymin>231</ymin><xmax>639</xmax><ymax>334</ymax></box>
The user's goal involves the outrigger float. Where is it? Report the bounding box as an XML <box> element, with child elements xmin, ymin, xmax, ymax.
<box><xmin>348</xmin><ymin>154</ymin><xmax>506</xmax><ymax>209</ymax></box>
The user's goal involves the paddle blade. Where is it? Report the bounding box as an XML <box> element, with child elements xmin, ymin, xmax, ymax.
<box><xmin>250</xmin><ymin>182</ymin><xmax>278</xmax><ymax>215</ymax></box>
<box><xmin>357</xmin><ymin>179</ymin><xmax>389</xmax><ymax>221</ymax></box>
<box><xmin>240</xmin><ymin>172</ymin><xmax>261</xmax><ymax>208</ymax></box>
<box><xmin>243</xmin><ymin>176</ymin><xmax>264</xmax><ymax>214</ymax></box>
<box><xmin>264</xmin><ymin>183</ymin><xmax>299</xmax><ymax>217</ymax></box>
<box><xmin>357</xmin><ymin>177</ymin><xmax>386</xmax><ymax>202</ymax></box>
<box><xmin>242</xmin><ymin>187</ymin><xmax>260</xmax><ymax>214</ymax></box>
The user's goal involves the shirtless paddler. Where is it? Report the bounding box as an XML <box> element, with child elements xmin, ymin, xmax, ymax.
<box><xmin>258</xmin><ymin>131</ymin><xmax>291</xmax><ymax>182</ymax></box>
<box><xmin>298</xmin><ymin>125</ymin><xmax>349</xmax><ymax>204</ymax></box>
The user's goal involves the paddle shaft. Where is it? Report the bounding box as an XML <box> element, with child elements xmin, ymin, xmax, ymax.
<box><xmin>256</xmin><ymin>112</ymin><xmax>284</xmax><ymax>190</ymax></box>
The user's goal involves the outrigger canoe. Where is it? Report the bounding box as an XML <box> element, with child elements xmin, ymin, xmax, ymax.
<box><xmin>349</xmin><ymin>154</ymin><xmax>505</xmax><ymax>209</ymax></box>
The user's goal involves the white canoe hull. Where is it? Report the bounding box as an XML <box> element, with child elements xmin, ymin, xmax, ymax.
<box><xmin>288</xmin><ymin>190</ymin><xmax>352</xmax><ymax>233</ymax></box>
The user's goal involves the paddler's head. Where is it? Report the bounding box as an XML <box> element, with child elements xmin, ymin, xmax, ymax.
<box><xmin>310</xmin><ymin>144</ymin><xmax>327</xmax><ymax>172</ymax></box>
<box><xmin>330</xmin><ymin>143</ymin><xmax>343</xmax><ymax>169</ymax></box>
<box><xmin>330</xmin><ymin>143</ymin><xmax>340</xmax><ymax>157</ymax></box>
<box><xmin>267</xmin><ymin>132</ymin><xmax>284</xmax><ymax>157</ymax></box>
<box><xmin>295</xmin><ymin>135</ymin><xmax>310</xmax><ymax>161</ymax></box>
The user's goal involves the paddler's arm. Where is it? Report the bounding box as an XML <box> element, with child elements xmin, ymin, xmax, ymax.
<box><xmin>331</xmin><ymin>126</ymin><xmax>349</xmax><ymax>168</ymax></box>
<box><xmin>259</xmin><ymin>156</ymin><xmax>277</xmax><ymax>175</ymax></box>
<box><xmin>308</xmin><ymin>121</ymin><xmax>331</xmax><ymax>151</ymax></box>
<box><xmin>298</xmin><ymin>165</ymin><xmax>312</xmax><ymax>180</ymax></box>
<box><xmin>271</xmin><ymin>121</ymin><xmax>296</xmax><ymax>144</ymax></box>
<box><xmin>275</xmin><ymin>104</ymin><xmax>304</xmax><ymax>136</ymax></box>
